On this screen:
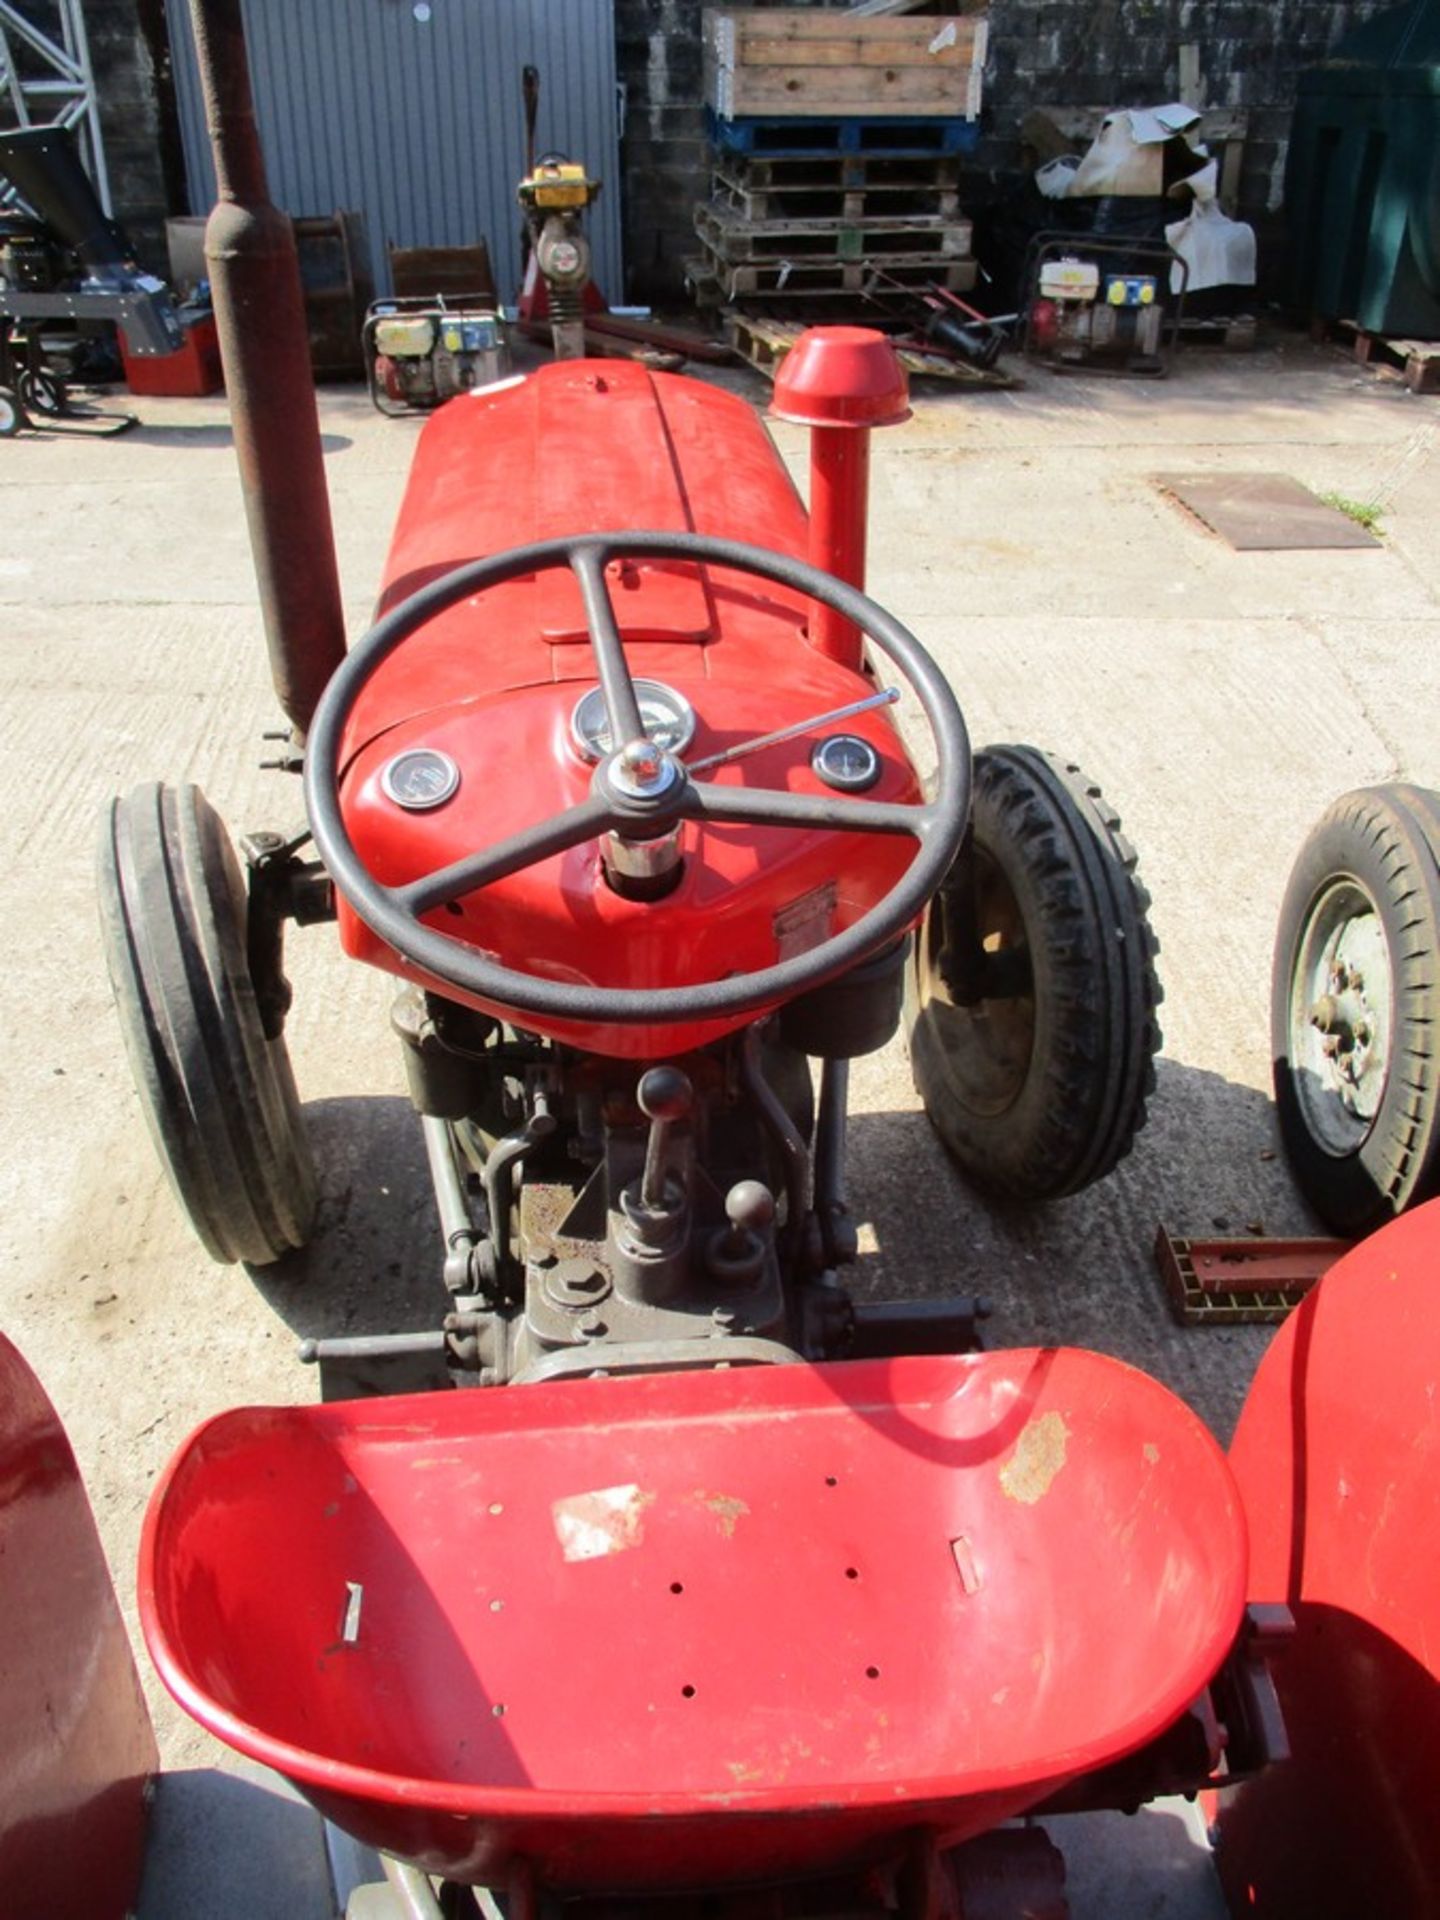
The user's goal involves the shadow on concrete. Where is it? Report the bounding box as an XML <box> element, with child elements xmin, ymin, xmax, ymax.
<box><xmin>129</xmin><ymin>423</ymin><xmax>355</xmax><ymax>453</ymax></box>
<box><xmin>845</xmin><ymin>1054</ymin><xmax>1318</xmax><ymax>1442</ymax></box>
<box><xmin>1050</xmin><ymin>1796</ymin><xmax>1228</xmax><ymax>1920</ymax></box>
<box><xmin>137</xmin><ymin>1765</ymin><xmax>338</xmax><ymax>1920</ymax></box>
<box><xmin>249</xmin><ymin>1095</ymin><xmax>448</xmax><ymax>1345</ymax></box>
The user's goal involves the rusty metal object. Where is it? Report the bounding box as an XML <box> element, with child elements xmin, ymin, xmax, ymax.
<box><xmin>1155</xmin><ymin>1225</ymin><xmax>1350</xmax><ymax>1325</ymax></box>
<box><xmin>187</xmin><ymin>0</ymin><xmax>347</xmax><ymax>741</ymax></box>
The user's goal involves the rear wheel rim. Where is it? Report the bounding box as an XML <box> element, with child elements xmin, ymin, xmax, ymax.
<box><xmin>1289</xmin><ymin>878</ymin><xmax>1392</xmax><ymax>1156</ymax></box>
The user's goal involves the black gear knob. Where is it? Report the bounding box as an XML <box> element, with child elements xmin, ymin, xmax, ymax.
<box><xmin>637</xmin><ymin>1067</ymin><xmax>692</xmax><ymax>1210</ymax></box>
<box><xmin>637</xmin><ymin>1066</ymin><xmax>692</xmax><ymax>1123</ymax></box>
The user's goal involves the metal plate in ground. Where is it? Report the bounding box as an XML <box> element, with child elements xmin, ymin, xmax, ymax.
<box><xmin>1154</xmin><ymin>472</ymin><xmax>1381</xmax><ymax>549</ymax></box>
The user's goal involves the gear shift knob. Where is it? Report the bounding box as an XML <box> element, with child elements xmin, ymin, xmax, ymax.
<box><xmin>637</xmin><ymin>1067</ymin><xmax>693</xmax><ymax>1210</ymax></box>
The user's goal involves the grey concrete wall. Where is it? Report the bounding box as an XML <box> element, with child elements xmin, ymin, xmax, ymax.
<box><xmin>616</xmin><ymin>0</ymin><xmax>1400</xmax><ymax>303</ymax></box>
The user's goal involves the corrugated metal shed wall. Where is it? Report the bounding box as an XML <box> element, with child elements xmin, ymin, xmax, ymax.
<box><xmin>166</xmin><ymin>0</ymin><xmax>622</xmax><ymax>300</ymax></box>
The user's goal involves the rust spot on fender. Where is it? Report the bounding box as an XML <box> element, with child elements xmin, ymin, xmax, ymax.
<box><xmin>726</xmin><ymin>1759</ymin><xmax>769</xmax><ymax>1785</ymax></box>
<box><xmin>999</xmin><ymin>1410</ymin><xmax>1070</xmax><ymax>1505</ymax></box>
<box><xmin>692</xmin><ymin>1491</ymin><xmax>751</xmax><ymax>1537</ymax></box>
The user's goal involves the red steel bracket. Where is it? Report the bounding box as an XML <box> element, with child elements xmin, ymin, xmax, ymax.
<box><xmin>1155</xmin><ymin>1226</ymin><xmax>1351</xmax><ymax>1326</ymax></box>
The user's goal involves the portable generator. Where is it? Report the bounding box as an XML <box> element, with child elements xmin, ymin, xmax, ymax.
<box><xmin>362</xmin><ymin>294</ymin><xmax>511</xmax><ymax>415</ymax></box>
<box><xmin>1023</xmin><ymin>234</ymin><xmax>1187</xmax><ymax>376</ymax></box>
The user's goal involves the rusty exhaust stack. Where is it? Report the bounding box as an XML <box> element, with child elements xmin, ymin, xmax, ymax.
<box><xmin>188</xmin><ymin>0</ymin><xmax>346</xmax><ymax>741</ymax></box>
<box><xmin>769</xmin><ymin>327</ymin><xmax>910</xmax><ymax>673</ymax></box>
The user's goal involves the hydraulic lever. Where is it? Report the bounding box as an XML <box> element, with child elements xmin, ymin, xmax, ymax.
<box><xmin>686</xmin><ymin>687</ymin><xmax>899</xmax><ymax>774</ymax></box>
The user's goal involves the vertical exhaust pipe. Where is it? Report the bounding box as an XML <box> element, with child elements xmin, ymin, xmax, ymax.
<box><xmin>770</xmin><ymin>327</ymin><xmax>910</xmax><ymax>672</ymax></box>
<box><xmin>187</xmin><ymin>0</ymin><xmax>346</xmax><ymax>741</ymax></box>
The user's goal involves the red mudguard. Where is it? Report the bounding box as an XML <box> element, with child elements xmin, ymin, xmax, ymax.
<box><xmin>1219</xmin><ymin>1199</ymin><xmax>1440</xmax><ymax>1916</ymax></box>
<box><xmin>0</xmin><ymin>1334</ymin><xmax>157</xmax><ymax>1919</ymax></box>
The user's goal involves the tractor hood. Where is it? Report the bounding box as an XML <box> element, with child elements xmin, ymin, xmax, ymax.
<box><xmin>328</xmin><ymin>358</ymin><xmax>927</xmax><ymax>1060</ymax></box>
<box><xmin>346</xmin><ymin>360</ymin><xmax>814</xmax><ymax>758</ymax></box>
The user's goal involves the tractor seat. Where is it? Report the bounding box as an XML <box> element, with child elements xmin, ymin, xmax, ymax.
<box><xmin>140</xmin><ymin>1350</ymin><xmax>1246</xmax><ymax>1891</ymax></box>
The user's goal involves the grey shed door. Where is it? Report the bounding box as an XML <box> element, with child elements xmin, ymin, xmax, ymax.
<box><xmin>166</xmin><ymin>0</ymin><xmax>622</xmax><ymax>301</ymax></box>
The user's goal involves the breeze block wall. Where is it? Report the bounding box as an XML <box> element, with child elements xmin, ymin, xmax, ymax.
<box><xmin>616</xmin><ymin>0</ymin><xmax>1400</xmax><ymax>304</ymax></box>
<box><xmin>84</xmin><ymin>0</ymin><xmax>182</xmax><ymax>271</ymax></box>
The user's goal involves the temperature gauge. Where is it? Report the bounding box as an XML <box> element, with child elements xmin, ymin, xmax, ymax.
<box><xmin>380</xmin><ymin>747</ymin><xmax>461</xmax><ymax>811</ymax></box>
<box><xmin>811</xmin><ymin>733</ymin><xmax>881</xmax><ymax>793</ymax></box>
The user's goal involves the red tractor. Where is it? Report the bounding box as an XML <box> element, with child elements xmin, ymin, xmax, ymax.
<box><xmin>64</xmin><ymin>8</ymin><xmax>1440</xmax><ymax>1917</ymax></box>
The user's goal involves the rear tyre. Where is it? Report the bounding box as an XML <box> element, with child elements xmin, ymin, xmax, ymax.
<box><xmin>98</xmin><ymin>782</ymin><xmax>317</xmax><ymax>1264</ymax></box>
<box><xmin>1271</xmin><ymin>785</ymin><xmax>1440</xmax><ymax>1236</ymax></box>
<box><xmin>0</xmin><ymin>386</ymin><xmax>24</xmax><ymax>437</ymax></box>
<box><xmin>905</xmin><ymin>745</ymin><xmax>1162</xmax><ymax>1200</ymax></box>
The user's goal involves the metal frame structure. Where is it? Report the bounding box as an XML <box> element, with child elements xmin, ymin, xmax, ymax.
<box><xmin>0</xmin><ymin>0</ymin><xmax>109</xmax><ymax>213</ymax></box>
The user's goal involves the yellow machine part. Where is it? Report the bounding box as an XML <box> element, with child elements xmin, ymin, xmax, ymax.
<box><xmin>523</xmin><ymin>162</ymin><xmax>594</xmax><ymax>210</ymax></box>
<box><xmin>374</xmin><ymin>315</ymin><xmax>437</xmax><ymax>357</ymax></box>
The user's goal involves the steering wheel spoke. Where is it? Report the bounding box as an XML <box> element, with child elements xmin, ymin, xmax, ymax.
<box><xmin>569</xmin><ymin>543</ymin><xmax>645</xmax><ymax>751</ymax></box>
<box><xmin>395</xmin><ymin>793</ymin><xmax>617</xmax><ymax>915</ymax></box>
<box><xmin>686</xmin><ymin>780</ymin><xmax>927</xmax><ymax>840</ymax></box>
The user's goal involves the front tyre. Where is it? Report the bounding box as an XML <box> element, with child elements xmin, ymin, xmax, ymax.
<box><xmin>906</xmin><ymin>745</ymin><xmax>1162</xmax><ymax>1200</ymax></box>
<box><xmin>1271</xmin><ymin>784</ymin><xmax>1440</xmax><ymax>1236</ymax></box>
<box><xmin>98</xmin><ymin>782</ymin><xmax>318</xmax><ymax>1264</ymax></box>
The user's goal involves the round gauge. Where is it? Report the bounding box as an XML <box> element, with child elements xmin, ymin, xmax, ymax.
<box><xmin>812</xmin><ymin>733</ymin><xmax>881</xmax><ymax>793</ymax></box>
<box><xmin>380</xmin><ymin>747</ymin><xmax>461</xmax><ymax>811</ymax></box>
<box><xmin>570</xmin><ymin>680</ymin><xmax>696</xmax><ymax>763</ymax></box>
<box><xmin>544</xmin><ymin>238</ymin><xmax>583</xmax><ymax>277</ymax></box>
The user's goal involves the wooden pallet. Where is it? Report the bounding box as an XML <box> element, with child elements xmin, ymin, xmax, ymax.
<box><xmin>706</xmin><ymin>108</ymin><xmax>980</xmax><ymax>158</ymax></box>
<box><xmin>713</xmin><ymin>163</ymin><xmax>962</xmax><ymax>226</ymax></box>
<box><xmin>691</xmin><ymin>246</ymin><xmax>978</xmax><ymax>303</ymax></box>
<box><xmin>704</xmin><ymin>9</ymin><xmax>987</xmax><ymax>121</ymax></box>
<box><xmin>725</xmin><ymin>310</ymin><xmax>1016</xmax><ymax>390</ymax></box>
<box><xmin>696</xmin><ymin>201</ymin><xmax>973</xmax><ymax>266</ymax></box>
<box><xmin>717</xmin><ymin>150</ymin><xmax>963</xmax><ymax>191</ymax></box>
<box><xmin>1328</xmin><ymin>318</ymin><xmax>1440</xmax><ymax>394</ymax></box>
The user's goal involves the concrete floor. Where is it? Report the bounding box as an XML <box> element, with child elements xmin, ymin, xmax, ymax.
<box><xmin>2</xmin><ymin>329</ymin><xmax>1437</xmax><ymax>1917</ymax></box>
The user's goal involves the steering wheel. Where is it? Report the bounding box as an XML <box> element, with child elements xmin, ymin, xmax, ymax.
<box><xmin>304</xmin><ymin>532</ymin><xmax>971</xmax><ymax>1024</ymax></box>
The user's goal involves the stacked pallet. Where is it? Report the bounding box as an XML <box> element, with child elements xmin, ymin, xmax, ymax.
<box><xmin>691</xmin><ymin>9</ymin><xmax>987</xmax><ymax>308</ymax></box>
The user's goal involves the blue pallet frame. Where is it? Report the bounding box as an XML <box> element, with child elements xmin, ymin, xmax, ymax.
<box><xmin>707</xmin><ymin>110</ymin><xmax>981</xmax><ymax>158</ymax></box>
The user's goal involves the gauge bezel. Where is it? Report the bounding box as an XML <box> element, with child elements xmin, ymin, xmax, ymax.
<box><xmin>569</xmin><ymin>678</ymin><xmax>697</xmax><ymax>765</ymax></box>
<box><xmin>380</xmin><ymin>747</ymin><xmax>462</xmax><ymax>811</ymax></box>
<box><xmin>811</xmin><ymin>732</ymin><xmax>881</xmax><ymax>793</ymax></box>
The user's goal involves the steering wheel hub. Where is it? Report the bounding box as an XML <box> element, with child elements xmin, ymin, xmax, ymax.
<box><xmin>606</xmin><ymin>739</ymin><xmax>681</xmax><ymax>802</ymax></box>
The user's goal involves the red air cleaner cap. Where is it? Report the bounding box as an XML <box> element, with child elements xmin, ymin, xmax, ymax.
<box><xmin>771</xmin><ymin>325</ymin><xmax>911</xmax><ymax>429</ymax></box>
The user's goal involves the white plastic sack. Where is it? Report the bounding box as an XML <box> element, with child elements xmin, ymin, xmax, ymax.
<box><xmin>1035</xmin><ymin>155</ymin><xmax>1081</xmax><ymax>199</ymax></box>
<box><xmin>1066</xmin><ymin>102</ymin><xmax>1208</xmax><ymax>198</ymax></box>
<box><xmin>1165</xmin><ymin>161</ymin><xmax>1257</xmax><ymax>292</ymax></box>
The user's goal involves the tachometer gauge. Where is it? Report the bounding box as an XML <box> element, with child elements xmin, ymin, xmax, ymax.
<box><xmin>570</xmin><ymin>680</ymin><xmax>696</xmax><ymax>763</ymax></box>
<box><xmin>811</xmin><ymin>733</ymin><xmax>881</xmax><ymax>793</ymax></box>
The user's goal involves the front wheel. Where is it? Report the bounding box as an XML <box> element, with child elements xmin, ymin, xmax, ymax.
<box><xmin>98</xmin><ymin>782</ymin><xmax>318</xmax><ymax>1264</ymax></box>
<box><xmin>906</xmin><ymin>745</ymin><xmax>1162</xmax><ymax>1200</ymax></box>
<box><xmin>1271</xmin><ymin>784</ymin><xmax>1440</xmax><ymax>1236</ymax></box>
